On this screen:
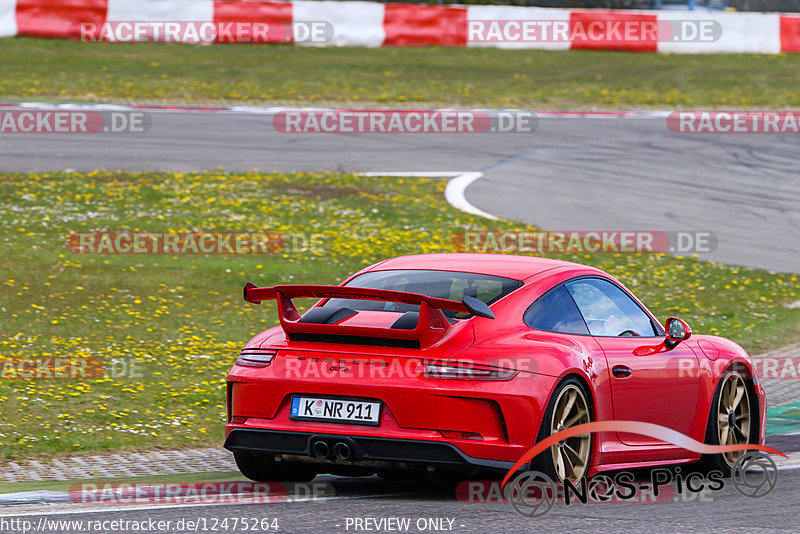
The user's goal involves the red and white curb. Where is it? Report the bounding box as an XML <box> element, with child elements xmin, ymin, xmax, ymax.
<box><xmin>0</xmin><ymin>488</ymin><xmax>414</xmax><ymax>513</ymax></box>
<box><xmin>0</xmin><ymin>102</ymin><xmax>672</xmax><ymax>119</ymax></box>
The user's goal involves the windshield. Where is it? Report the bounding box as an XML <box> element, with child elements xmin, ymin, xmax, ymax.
<box><xmin>321</xmin><ymin>270</ymin><xmax>523</xmax><ymax>319</ymax></box>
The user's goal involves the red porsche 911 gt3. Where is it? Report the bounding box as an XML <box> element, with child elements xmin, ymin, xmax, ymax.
<box><xmin>225</xmin><ymin>254</ymin><xmax>766</xmax><ymax>483</ymax></box>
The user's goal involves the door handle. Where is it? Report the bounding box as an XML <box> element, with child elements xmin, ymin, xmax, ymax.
<box><xmin>612</xmin><ymin>365</ymin><xmax>632</xmax><ymax>378</ymax></box>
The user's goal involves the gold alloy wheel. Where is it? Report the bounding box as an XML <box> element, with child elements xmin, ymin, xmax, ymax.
<box><xmin>550</xmin><ymin>384</ymin><xmax>591</xmax><ymax>482</ymax></box>
<box><xmin>717</xmin><ymin>371</ymin><xmax>752</xmax><ymax>466</ymax></box>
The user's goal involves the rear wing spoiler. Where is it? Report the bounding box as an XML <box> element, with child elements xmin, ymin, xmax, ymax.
<box><xmin>243</xmin><ymin>283</ymin><xmax>493</xmax><ymax>349</ymax></box>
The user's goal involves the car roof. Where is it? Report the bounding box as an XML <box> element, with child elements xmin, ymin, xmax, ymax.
<box><xmin>366</xmin><ymin>253</ymin><xmax>599</xmax><ymax>281</ymax></box>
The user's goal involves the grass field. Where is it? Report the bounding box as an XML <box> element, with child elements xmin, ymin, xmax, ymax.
<box><xmin>0</xmin><ymin>171</ymin><xmax>798</xmax><ymax>460</ymax></box>
<box><xmin>1</xmin><ymin>38</ymin><xmax>799</xmax><ymax>108</ymax></box>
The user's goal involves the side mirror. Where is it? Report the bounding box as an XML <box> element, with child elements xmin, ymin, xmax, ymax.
<box><xmin>664</xmin><ymin>316</ymin><xmax>692</xmax><ymax>349</ymax></box>
<box><xmin>462</xmin><ymin>295</ymin><xmax>495</xmax><ymax>319</ymax></box>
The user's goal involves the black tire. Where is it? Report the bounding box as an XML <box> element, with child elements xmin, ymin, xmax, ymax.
<box><xmin>233</xmin><ymin>451</ymin><xmax>317</xmax><ymax>482</ymax></box>
<box><xmin>531</xmin><ymin>377</ymin><xmax>593</xmax><ymax>483</ymax></box>
<box><xmin>700</xmin><ymin>368</ymin><xmax>758</xmax><ymax>474</ymax></box>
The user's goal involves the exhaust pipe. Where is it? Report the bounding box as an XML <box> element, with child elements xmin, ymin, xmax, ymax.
<box><xmin>333</xmin><ymin>441</ymin><xmax>352</xmax><ymax>461</ymax></box>
<box><xmin>311</xmin><ymin>440</ymin><xmax>329</xmax><ymax>458</ymax></box>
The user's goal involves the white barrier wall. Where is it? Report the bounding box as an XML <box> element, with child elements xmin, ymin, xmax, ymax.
<box><xmin>467</xmin><ymin>6</ymin><xmax>572</xmax><ymax>51</ymax></box>
<box><xmin>107</xmin><ymin>0</ymin><xmax>214</xmax><ymax>23</ymax></box>
<box><xmin>0</xmin><ymin>0</ymin><xmax>17</xmax><ymax>38</ymax></box>
<box><xmin>293</xmin><ymin>0</ymin><xmax>385</xmax><ymax>47</ymax></box>
<box><xmin>657</xmin><ymin>12</ymin><xmax>781</xmax><ymax>54</ymax></box>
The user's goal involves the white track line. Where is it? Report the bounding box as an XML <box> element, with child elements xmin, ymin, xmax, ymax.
<box><xmin>358</xmin><ymin>171</ymin><xmax>497</xmax><ymax>220</ymax></box>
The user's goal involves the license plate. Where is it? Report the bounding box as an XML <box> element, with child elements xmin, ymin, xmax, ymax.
<box><xmin>290</xmin><ymin>396</ymin><xmax>381</xmax><ymax>425</ymax></box>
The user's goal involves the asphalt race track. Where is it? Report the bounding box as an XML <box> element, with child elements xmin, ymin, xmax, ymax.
<box><xmin>1</xmin><ymin>111</ymin><xmax>798</xmax><ymax>273</ymax></box>
<box><xmin>2</xmin><ymin>107</ymin><xmax>799</xmax><ymax>532</ymax></box>
<box><xmin>4</xmin><ymin>470</ymin><xmax>800</xmax><ymax>533</ymax></box>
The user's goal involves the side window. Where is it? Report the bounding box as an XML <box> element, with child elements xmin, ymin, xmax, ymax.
<box><xmin>566</xmin><ymin>278</ymin><xmax>658</xmax><ymax>337</ymax></box>
<box><xmin>524</xmin><ymin>286</ymin><xmax>589</xmax><ymax>335</ymax></box>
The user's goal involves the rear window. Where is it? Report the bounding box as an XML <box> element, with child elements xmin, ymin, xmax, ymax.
<box><xmin>322</xmin><ymin>269</ymin><xmax>523</xmax><ymax>319</ymax></box>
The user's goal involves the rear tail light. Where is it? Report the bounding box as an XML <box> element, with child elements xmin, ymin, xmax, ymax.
<box><xmin>236</xmin><ymin>349</ymin><xmax>277</xmax><ymax>368</ymax></box>
<box><xmin>231</xmin><ymin>416</ymin><xmax>247</xmax><ymax>424</ymax></box>
<box><xmin>422</xmin><ymin>362</ymin><xmax>517</xmax><ymax>381</ymax></box>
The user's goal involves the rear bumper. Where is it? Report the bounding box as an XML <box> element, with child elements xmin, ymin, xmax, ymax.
<box><xmin>226</xmin><ymin>351</ymin><xmax>559</xmax><ymax>466</ymax></box>
<box><xmin>224</xmin><ymin>428</ymin><xmax>515</xmax><ymax>471</ymax></box>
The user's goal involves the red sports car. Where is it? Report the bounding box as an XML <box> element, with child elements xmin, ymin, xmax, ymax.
<box><xmin>225</xmin><ymin>254</ymin><xmax>766</xmax><ymax>483</ymax></box>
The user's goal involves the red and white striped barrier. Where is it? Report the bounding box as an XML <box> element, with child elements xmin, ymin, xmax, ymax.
<box><xmin>0</xmin><ymin>0</ymin><xmax>799</xmax><ymax>54</ymax></box>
